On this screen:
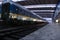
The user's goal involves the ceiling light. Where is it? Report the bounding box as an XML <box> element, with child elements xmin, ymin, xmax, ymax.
<box><xmin>0</xmin><ymin>2</ymin><xmax>2</xmax><ymax>4</ymax></box>
<box><xmin>12</xmin><ymin>0</ymin><xmax>25</xmax><ymax>2</ymax></box>
<box><xmin>24</xmin><ymin>4</ymin><xmax>56</xmax><ymax>8</ymax></box>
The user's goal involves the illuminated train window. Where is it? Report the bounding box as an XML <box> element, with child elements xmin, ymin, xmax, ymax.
<box><xmin>9</xmin><ymin>13</ymin><xmax>18</xmax><ymax>19</ymax></box>
<box><xmin>11</xmin><ymin>15</ymin><xmax>17</xmax><ymax>19</ymax></box>
<box><xmin>9</xmin><ymin>13</ymin><xmax>40</xmax><ymax>22</ymax></box>
<box><xmin>9</xmin><ymin>13</ymin><xmax>44</xmax><ymax>22</ymax></box>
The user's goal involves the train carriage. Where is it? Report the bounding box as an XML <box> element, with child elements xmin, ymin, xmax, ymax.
<box><xmin>0</xmin><ymin>1</ymin><xmax>48</xmax><ymax>40</ymax></box>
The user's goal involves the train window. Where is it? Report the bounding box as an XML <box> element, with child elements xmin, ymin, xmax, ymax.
<box><xmin>11</xmin><ymin>15</ymin><xmax>17</xmax><ymax>18</ymax></box>
<box><xmin>9</xmin><ymin>13</ymin><xmax>18</xmax><ymax>19</ymax></box>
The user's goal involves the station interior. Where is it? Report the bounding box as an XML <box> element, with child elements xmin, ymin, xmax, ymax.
<box><xmin>0</xmin><ymin>0</ymin><xmax>60</xmax><ymax>40</ymax></box>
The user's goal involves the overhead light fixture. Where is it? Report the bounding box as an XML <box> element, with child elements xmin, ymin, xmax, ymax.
<box><xmin>24</xmin><ymin>4</ymin><xmax>56</xmax><ymax>8</ymax></box>
<box><xmin>12</xmin><ymin>0</ymin><xmax>25</xmax><ymax>2</ymax></box>
<box><xmin>0</xmin><ymin>2</ymin><xmax>2</xmax><ymax>4</ymax></box>
<box><xmin>31</xmin><ymin>10</ymin><xmax>54</xmax><ymax>12</ymax></box>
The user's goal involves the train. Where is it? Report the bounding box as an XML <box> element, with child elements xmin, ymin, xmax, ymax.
<box><xmin>0</xmin><ymin>1</ymin><xmax>48</xmax><ymax>40</ymax></box>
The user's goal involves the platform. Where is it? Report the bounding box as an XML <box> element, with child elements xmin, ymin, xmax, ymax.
<box><xmin>20</xmin><ymin>23</ymin><xmax>60</xmax><ymax>40</ymax></box>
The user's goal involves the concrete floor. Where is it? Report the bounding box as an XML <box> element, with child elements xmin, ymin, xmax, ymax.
<box><xmin>20</xmin><ymin>23</ymin><xmax>60</xmax><ymax>40</ymax></box>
